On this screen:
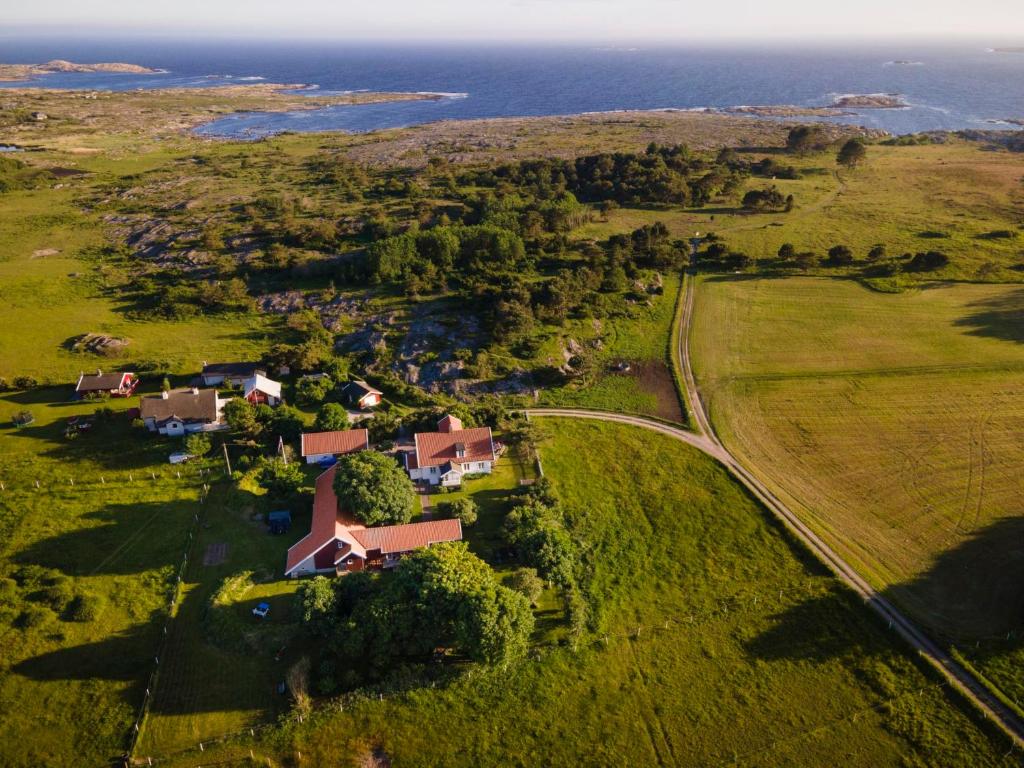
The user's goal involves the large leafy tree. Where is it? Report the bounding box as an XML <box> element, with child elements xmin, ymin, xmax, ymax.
<box><xmin>302</xmin><ymin>543</ymin><xmax>534</xmax><ymax>668</ymax></box>
<box><xmin>332</xmin><ymin>451</ymin><xmax>415</xmax><ymax>525</ymax></box>
<box><xmin>314</xmin><ymin>402</ymin><xmax>349</xmax><ymax>432</ymax></box>
<box><xmin>837</xmin><ymin>138</ymin><xmax>867</xmax><ymax>169</ymax></box>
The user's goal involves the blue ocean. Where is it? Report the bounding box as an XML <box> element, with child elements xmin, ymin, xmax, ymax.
<box><xmin>2</xmin><ymin>37</ymin><xmax>1023</xmax><ymax>137</ymax></box>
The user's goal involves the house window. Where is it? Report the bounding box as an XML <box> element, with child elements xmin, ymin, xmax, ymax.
<box><xmin>431</xmin><ymin>466</ymin><xmax>438</xmax><ymax>474</ymax></box>
<box><xmin>477</xmin><ymin>462</ymin><xmax>485</xmax><ymax>469</ymax></box>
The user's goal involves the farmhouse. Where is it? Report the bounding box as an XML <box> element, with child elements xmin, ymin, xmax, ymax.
<box><xmin>74</xmin><ymin>370</ymin><xmax>138</xmax><ymax>398</ymax></box>
<box><xmin>243</xmin><ymin>373</ymin><xmax>283</xmax><ymax>406</ymax></box>
<box><xmin>284</xmin><ymin>465</ymin><xmax>462</xmax><ymax>577</ymax></box>
<box><xmin>200</xmin><ymin>362</ymin><xmax>266</xmax><ymax>387</ymax></box>
<box><xmin>300</xmin><ymin>428</ymin><xmax>370</xmax><ymax>465</ymax></box>
<box><xmin>405</xmin><ymin>414</ymin><xmax>497</xmax><ymax>487</ymax></box>
<box><xmin>342</xmin><ymin>379</ymin><xmax>383</xmax><ymax>410</ymax></box>
<box><xmin>139</xmin><ymin>388</ymin><xmax>227</xmax><ymax>436</ymax></box>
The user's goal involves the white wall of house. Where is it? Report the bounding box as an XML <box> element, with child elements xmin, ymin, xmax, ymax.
<box><xmin>305</xmin><ymin>452</ymin><xmax>334</xmax><ymax>465</ymax></box>
<box><xmin>410</xmin><ymin>460</ymin><xmax>493</xmax><ymax>486</ymax></box>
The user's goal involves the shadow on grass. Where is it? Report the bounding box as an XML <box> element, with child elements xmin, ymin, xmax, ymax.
<box><xmin>13</xmin><ymin>612</ymin><xmax>164</xmax><ymax>684</ymax></box>
<box><xmin>954</xmin><ymin>288</ymin><xmax>1024</xmax><ymax>345</ymax></box>
<box><xmin>13</xmin><ymin>500</ymin><xmax>196</xmax><ymax>576</ymax></box>
<box><xmin>746</xmin><ymin>516</ymin><xmax>1024</xmax><ymax>667</ymax></box>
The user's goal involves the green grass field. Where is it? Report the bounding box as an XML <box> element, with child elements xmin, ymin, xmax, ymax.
<box><xmin>0</xmin><ymin>171</ymin><xmax>276</xmax><ymax>385</ymax></box>
<box><xmin>689</xmin><ymin>275</ymin><xmax>1024</xmax><ymax>706</ymax></box>
<box><xmin>155</xmin><ymin>419</ymin><xmax>1014</xmax><ymax>767</ymax></box>
<box><xmin>576</xmin><ymin>141</ymin><xmax>1024</xmax><ymax>285</ymax></box>
<box><xmin>0</xmin><ymin>389</ymin><xmax>208</xmax><ymax>767</ymax></box>
<box><xmin>538</xmin><ymin>272</ymin><xmax>685</xmax><ymax>421</ymax></box>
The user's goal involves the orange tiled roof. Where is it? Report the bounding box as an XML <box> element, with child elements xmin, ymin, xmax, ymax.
<box><xmin>300</xmin><ymin>429</ymin><xmax>369</xmax><ymax>458</ymax></box>
<box><xmin>413</xmin><ymin>426</ymin><xmax>495</xmax><ymax>469</ymax></box>
<box><xmin>285</xmin><ymin>462</ymin><xmax>463</xmax><ymax>576</ymax></box>
<box><xmin>352</xmin><ymin>518</ymin><xmax>462</xmax><ymax>555</ymax></box>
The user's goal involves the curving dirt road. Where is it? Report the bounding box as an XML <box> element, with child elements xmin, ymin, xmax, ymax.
<box><xmin>525</xmin><ymin>272</ymin><xmax>1024</xmax><ymax>749</ymax></box>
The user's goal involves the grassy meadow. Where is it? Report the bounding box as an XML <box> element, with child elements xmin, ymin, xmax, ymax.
<box><xmin>154</xmin><ymin>419</ymin><xmax>1015</xmax><ymax>767</ymax></box>
<box><xmin>0</xmin><ymin>389</ymin><xmax>208</xmax><ymax>767</ymax></box>
<box><xmin>576</xmin><ymin>140</ymin><xmax>1024</xmax><ymax>285</ymax></box>
<box><xmin>689</xmin><ymin>276</ymin><xmax>1024</xmax><ymax>707</ymax></box>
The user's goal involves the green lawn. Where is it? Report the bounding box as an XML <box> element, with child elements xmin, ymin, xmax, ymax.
<box><xmin>689</xmin><ymin>275</ymin><xmax>1024</xmax><ymax>710</ymax></box>
<box><xmin>158</xmin><ymin>419</ymin><xmax>1014</xmax><ymax>767</ymax></box>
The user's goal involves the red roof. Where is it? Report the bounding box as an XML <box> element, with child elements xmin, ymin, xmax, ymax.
<box><xmin>300</xmin><ymin>429</ymin><xmax>369</xmax><ymax>458</ymax></box>
<box><xmin>352</xmin><ymin>518</ymin><xmax>462</xmax><ymax>555</ymax></box>
<box><xmin>285</xmin><ymin>461</ymin><xmax>463</xmax><ymax>576</ymax></box>
<box><xmin>285</xmin><ymin>466</ymin><xmax>365</xmax><ymax>575</ymax></box>
<box><xmin>413</xmin><ymin>426</ymin><xmax>495</xmax><ymax>469</ymax></box>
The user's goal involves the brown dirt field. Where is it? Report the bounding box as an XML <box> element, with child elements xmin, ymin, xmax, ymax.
<box><xmin>631</xmin><ymin>361</ymin><xmax>683</xmax><ymax>422</ymax></box>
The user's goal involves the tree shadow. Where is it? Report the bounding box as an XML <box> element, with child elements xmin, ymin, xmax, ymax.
<box><xmin>953</xmin><ymin>288</ymin><xmax>1024</xmax><ymax>344</ymax></box>
<box><xmin>746</xmin><ymin>516</ymin><xmax>1024</xmax><ymax>667</ymax></box>
<box><xmin>13</xmin><ymin>613</ymin><xmax>163</xmax><ymax>684</ymax></box>
<box><xmin>13</xmin><ymin>501</ymin><xmax>196</xmax><ymax>576</ymax></box>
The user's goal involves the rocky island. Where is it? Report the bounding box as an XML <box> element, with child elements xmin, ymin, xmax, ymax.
<box><xmin>831</xmin><ymin>93</ymin><xmax>908</xmax><ymax>109</ymax></box>
<box><xmin>0</xmin><ymin>59</ymin><xmax>162</xmax><ymax>82</ymax></box>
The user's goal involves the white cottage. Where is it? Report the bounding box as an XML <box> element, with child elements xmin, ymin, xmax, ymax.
<box><xmin>405</xmin><ymin>415</ymin><xmax>497</xmax><ymax>487</ymax></box>
<box><xmin>139</xmin><ymin>388</ymin><xmax>227</xmax><ymax>436</ymax></box>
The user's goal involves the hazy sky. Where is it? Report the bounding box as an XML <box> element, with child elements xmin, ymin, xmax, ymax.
<box><xmin>5</xmin><ymin>0</ymin><xmax>1023</xmax><ymax>41</ymax></box>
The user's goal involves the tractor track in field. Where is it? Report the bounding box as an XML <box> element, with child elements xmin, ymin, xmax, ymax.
<box><xmin>525</xmin><ymin>271</ymin><xmax>1024</xmax><ymax>750</ymax></box>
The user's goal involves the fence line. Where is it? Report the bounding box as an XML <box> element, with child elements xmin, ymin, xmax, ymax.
<box><xmin>113</xmin><ymin>473</ymin><xmax>216</xmax><ymax>766</ymax></box>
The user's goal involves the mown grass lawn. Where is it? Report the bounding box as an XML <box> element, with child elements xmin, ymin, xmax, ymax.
<box><xmin>689</xmin><ymin>275</ymin><xmax>1024</xmax><ymax>710</ymax></box>
<box><xmin>160</xmin><ymin>418</ymin><xmax>1014</xmax><ymax>767</ymax></box>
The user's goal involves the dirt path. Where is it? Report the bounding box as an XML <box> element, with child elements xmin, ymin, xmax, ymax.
<box><xmin>525</xmin><ymin>272</ymin><xmax>1024</xmax><ymax>749</ymax></box>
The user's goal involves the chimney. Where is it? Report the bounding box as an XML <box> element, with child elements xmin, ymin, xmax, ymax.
<box><xmin>161</xmin><ymin>390</ymin><xmax>170</xmax><ymax>400</ymax></box>
<box><xmin>191</xmin><ymin>387</ymin><xmax>199</xmax><ymax>395</ymax></box>
<box><xmin>96</xmin><ymin>368</ymin><xmax>102</xmax><ymax>376</ymax></box>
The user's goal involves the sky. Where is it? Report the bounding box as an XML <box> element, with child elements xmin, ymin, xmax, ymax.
<box><xmin>4</xmin><ymin>0</ymin><xmax>1023</xmax><ymax>41</ymax></box>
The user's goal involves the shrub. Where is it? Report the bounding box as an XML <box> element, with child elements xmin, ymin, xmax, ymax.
<box><xmin>906</xmin><ymin>250</ymin><xmax>949</xmax><ymax>271</ymax></box>
<box><xmin>437</xmin><ymin>497</ymin><xmax>478</xmax><ymax>527</ymax></box>
<box><xmin>257</xmin><ymin>459</ymin><xmax>305</xmax><ymax>499</ymax></box>
<box><xmin>297</xmin><ymin>375</ymin><xmax>334</xmax><ymax>405</ymax></box>
<box><xmin>826</xmin><ymin>245</ymin><xmax>854</xmax><ymax>266</ymax></box>
<box><xmin>19</xmin><ymin>605</ymin><xmax>52</xmax><ymax>629</ymax></box>
<box><xmin>13</xmin><ymin>376</ymin><xmax>37</xmax><ymax>389</ymax></box>
<box><xmin>66</xmin><ymin>593</ymin><xmax>103</xmax><ymax>622</ymax></box>
<box><xmin>184</xmin><ymin>432</ymin><xmax>212</xmax><ymax>457</ymax></box>
<box><xmin>508</xmin><ymin>567</ymin><xmax>545</xmax><ymax>607</ymax></box>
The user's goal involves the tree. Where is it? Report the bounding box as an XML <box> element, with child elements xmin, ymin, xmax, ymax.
<box><xmin>827</xmin><ymin>244</ymin><xmax>854</xmax><ymax>266</ymax></box>
<box><xmin>333</xmin><ymin>451</ymin><xmax>415</xmax><ymax>526</ymax></box>
<box><xmin>867</xmin><ymin>244</ymin><xmax>887</xmax><ymax>261</ymax></box>
<box><xmin>184</xmin><ymin>432</ymin><xmax>211</xmax><ymax>457</ymax></box>
<box><xmin>314</xmin><ymin>402</ymin><xmax>349</xmax><ymax>432</ymax></box>
<box><xmin>296</xmin><ymin>375</ymin><xmax>334</xmax><ymax>405</ymax></box>
<box><xmin>223</xmin><ymin>398</ymin><xmax>259</xmax><ymax>436</ymax></box>
<box><xmin>786</xmin><ymin>125</ymin><xmax>824</xmax><ymax>154</ymax></box>
<box><xmin>295</xmin><ymin>576</ymin><xmax>337</xmax><ymax>637</ymax></box>
<box><xmin>837</xmin><ymin>139</ymin><xmax>867</xmax><ymax>169</ymax></box>
<box><xmin>741</xmin><ymin>187</ymin><xmax>787</xmax><ymax>212</ymax></box>
<box><xmin>389</xmin><ymin>543</ymin><xmax>534</xmax><ymax>666</ymax></box>
<box><xmin>907</xmin><ymin>250</ymin><xmax>949</xmax><ymax>271</ymax></box>
<box><xmin>438</xmin><ymin>497</ymin><xmax>478</xmax><ymax>527</ymax></box>
<box><xmin>777</xmin><ymin>243</ymin><xmax>796</xmax><ymax>260</ymax></box>
<box><xmin>270</xmin><ymin>405</ymin><xmax>305</xmax><ymax>442</ymax></box>
<box><xmin>258</xmin><ymin>458</ymin><xmax>305</xmax><ymax>499</ymax></box>
<box><xmin>508</xmin><ymin>567</ymin><xmax>544</xmax><ymax>607</ymax></box>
